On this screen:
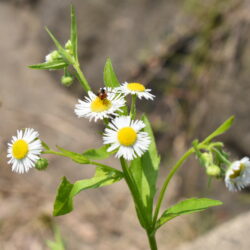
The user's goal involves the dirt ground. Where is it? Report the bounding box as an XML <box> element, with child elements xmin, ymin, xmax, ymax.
<box><xmin>1</xmin><ymin>1</ymin><xmax>250</xmax><ymax>249</ymax></box>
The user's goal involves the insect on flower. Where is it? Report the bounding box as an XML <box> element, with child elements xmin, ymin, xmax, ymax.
<box><xmin>96</xmin><ymin>88</ymin><xmax>108</xmax><ymax>100</ymax></box>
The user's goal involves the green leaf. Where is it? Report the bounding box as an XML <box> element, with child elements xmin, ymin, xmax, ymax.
<box><xmin>70</xmin><ymin>5</ymin><xmax>78</xmax><ymax>59</ymax></box>
<box><xmin>46</xmin><ymin>27</ymin><xmax>74</xmax><ymax>65</ymax></box>
<box><xmin>202</xmin><ymin>116</ymin><xmax>234</xmax><ymax>144</ymax></box>
<box><xmin>103</xmin><ymin>58</ymin><xmax>120</xmax><ymax>88</ymax></box>
<box><xmin>82</xmin><ymin>145</ymin><xmax>113</xmax><ymax>160</ymax></box>
<box><xmin>156</xmin><ymin>198</ymin><xmax>222</xmax><ymax>229</ymax></box>
<box><xmin>29</xmin><ymin>60</ymin><xmax>68</xmax><ymax>70</ymax></box>
<box><xmin>56</xmin><ymin>146</ymin><xmax>90</xmax><ymax>164</ymax></box>
<box><xmin>53</xmin><ymin>167</ymin><xmax>123</xmax><ymax>216</ymax></box>
<box><xmin>41</xmin><ymin>141</ymin><xmax>50</xmax><ymax>150</ymax></box>
<box><xmin>129</xmin><ymin>114</ymin><xmax>160</xmax><ymax>222</ymax></box>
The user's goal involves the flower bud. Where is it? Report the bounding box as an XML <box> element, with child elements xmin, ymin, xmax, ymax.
<box><xmin>45</xmin><ymin>50</ymin><xmax>61</xmax><ymax>62</ymax></box>
<box><xmin>65</xmin><ymin>40</ymin><xmax>72</xmax><ymax>50</ymax></box>
<box><xmin>35</xmin><ymin>158</ymin><xmax>48</xmax><ymax>170</ymax></box>
<box><xmin>206</xmin><ymin>165</ymin><xmax>221</xmax><ymax>177</ymax></box>
<box><xmin>61</xmin><ymin>75</ymin><xmax>74</xmax><ymax>87</ymax></box>
<box><xmin>200</xmin><ymin>152</ymin><xmax>213</xmax><ymax>167</ymax></box>
<box><xmin>65</xmin><ymin>40</ymin><xmax>73</xmax><ymax>55</ymax></box>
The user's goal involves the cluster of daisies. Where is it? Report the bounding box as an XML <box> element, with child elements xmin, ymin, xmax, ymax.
<box><xmin>74</xmin><ymin>82</ymin><xmax>154</xmax><ymax>160</ymax></box>
<box><xmin>5</xmin><ymin>82</ymin><xmax>250</xmax><ymax>192</ymax></box>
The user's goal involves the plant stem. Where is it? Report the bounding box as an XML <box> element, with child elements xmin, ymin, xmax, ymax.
<box><xmin>73</xmin><ymin>63</ymin><xmax>91</xmax><ymax>92</ymax></box>
<box><xmin>153</xmin><ymin>147</ymin><xmax>194</xmax><ymax>225</ymax></box>
<box><xmin>130</xmin><ymin>95</ymin><xmax>137</xmax><ymax>119</ymax></box>
<box><xmin>147</xmin><ymin>231</ymin><xmax>158</xmax><ymax>250</ymax></box>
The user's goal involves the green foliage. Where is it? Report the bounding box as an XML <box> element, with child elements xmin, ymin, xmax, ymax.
<box><xmin>29</xmin><ymin>60</ymin><xmax>68</xmax><ymax>70</ymax></box>
<box><xmin>42</xmin><ymin>141</ymin><xmax>50</xmax><ymax>150</ymax></box>
<box><xmin>82</xmin><ymin>145</ymin><xmax>113</xmax><ymax>160</ymax></box>
<box><xmin>46</xmin><ymin>227</ymin><xmax>65</xmax><ymax>250</ymax></box>
<box><xmin>202</xmin><ymin>116</ymin><xmax>234</xmax><ymax>144</ymax></box>
<box><xmin>103</xmin><ymin>58</ymin><xmax>120</xmax><ymax>88</ymax></box>
<box><xmin>70</xmin><ymin>6</ymin><xmax>78</xmax><ymax>60</ymax></box>
<box><xmin>45</xmin><ymin>28</ymin><xmax>74</xmax><ymax>65</ymax></box>
<box><xmin>130</xmin><ymin>114</ymin><xmax>160</xmax><ymax>222</ymax></box>
<box><xmin>53</xmin><ymin>166</ymin><xmax>123</xmax><ymax>216</ymax></box>
<box><xmin>156</xmin><ymin>198</ymin><xmax>222</xmax><ymax>229</ymax></box>
<box><xmin>56</xmin><ymin>146</ymin><xmax>90</xmax><ymax>164</ymax></box>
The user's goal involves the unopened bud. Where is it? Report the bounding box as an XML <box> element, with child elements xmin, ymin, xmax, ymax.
<box><xmin>200</xmin><ymin>152</ymin><xmax>213</xmax><ymax>167</ymax></box>
<box><xmin>35</xmin><ymin>158</ymin><xmax>48</xmax><ymax>170</ymax></box>
<box><xmin>61</xmin><ymin>75</ymin><xmax>74</xmax><ymax>87</ymax></box>
<box><xmin>65</xmin><ymin>40</ymin><xmax>72</xmax><ymax>50</ymax></box>
<box><xmin>45</xmin><ymin>50</ymin><xmax>61</xmax><ymax>62</ymax></box>
<box><xmin>65</xmin><ymin>40</ymin><xmax>73</xmax><ymax>55</ymax></box>
<box><xmin>206</xmin><ymin>165</ymin><xmax>221</xmax><ymax>177</ymax></box>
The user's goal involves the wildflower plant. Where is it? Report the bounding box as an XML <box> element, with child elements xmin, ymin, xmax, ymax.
<box><xmin>5</xmin><ymin>6</ymin><xmax>250</xmax><ymax>250</ymax></box>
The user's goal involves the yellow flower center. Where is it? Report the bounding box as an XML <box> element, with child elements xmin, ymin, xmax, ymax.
<box><xmin>127</xmin><ymin>83</ymin><xmax>145</xmax><ymax>92</ymax></box>
<box><xmin>229</xmin><ymin>163</ymin><xmax>245</xmax><ymax>179</ymax></box>
<box><xmin>91</xmin><ymin>97</ymin><xmax>111</xmax><ymax>112</ymax></box>
<box><xmin>12</xmin><ymin>139</ymin><xmax>29</xmax><ymax>159</ymax></box>
<box><xmin>117</xmin><ymin>127</ymin><xmax>137</xmax><ymax>146</ymax></box>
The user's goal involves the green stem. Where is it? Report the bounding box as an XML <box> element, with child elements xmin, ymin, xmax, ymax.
<box><xmin>43</xmin><ymin>150</ymin><xmax>123</xmax><ymax>175</ymax></box>
<box><xmin>73</xmin><ymin>63</ymin><xmax>91</xmax><ymax>92</ymax></box>
<box><xmin>119</xmin><ymin>158</ymin><xmax>149</xmax><ymax>229</ymax></box>
<box><xmin>130</xmin><ymin>95</ymin><xmax>137</xmax><ymax>119</ymax></box>
<box><xmin>43</xmin><ymin>150</ymin><xmax>65</xmax><ymax>157</ymax></box>
<box><xmin>147</xmin><ymin>231</ymin><xmax>158</xmax><ymax>250</ymax></box>
<box><xmin>153</xmin><ymin>148</ymin><xmax>194</xmax><ymax>225</ymax></box>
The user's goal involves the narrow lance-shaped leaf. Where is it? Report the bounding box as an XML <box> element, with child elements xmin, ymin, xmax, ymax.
<box><xmin>103</xmin><ymin>58</ymin><xmax>120</xmax><ymax>88</ymax></box>
<box><xmin>82</xmin><ymin>145</ymin><xmax>113</xmax><ymax>160</ymax></box>
<box><xmin>129</xmin><ymin>114</ymin><xmax>160</xmax><ymax>222</ymax></box>
<box><xmin>202</xmin><ymin>116</ymin><xmax>234</xmax><ymax>144</ymax></box>
<box><xmin>29</xmin><ymin>60</ymin><xmax>68</xmax><ymax>70</ymax></box>
<box><xmin>156</xmin><ymin>198</ymin><xmax>223</xmax><ymax>229</ymax></box>
<box><xmin>46</xmin><ymin>27</ymin><xmax>74</xmax><ymax>65</ymax></box>
<box><xmin>56</xmin><ymin>146</ymin><xmax>90</xmax><ymax>164</ymax></box>
<box><xmin>53</xmin><ymin>166</ymin><xmax>123</xmax><ymax>216</ymax></box>
<box><xmin>70</xmin><ymin>5</ymin><xmax>78</xmax><ymax>60</ymax></box>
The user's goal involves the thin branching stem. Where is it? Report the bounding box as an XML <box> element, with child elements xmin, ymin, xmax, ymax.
<box><xmin>153</xmin><ymin>148</ymin><xmax>194</xmax><ymax>225</ymax></box>
<box><xmin>73</xmin><ymin>63</ymin><xmax>91</xmax><ymax>92</ymax></box>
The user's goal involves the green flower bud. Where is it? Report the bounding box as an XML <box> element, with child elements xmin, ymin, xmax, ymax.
<box><xmin>65</xmin><ymin>40</ymin><xmax>72</xmax><ymax>50</ymax></box>
<box><xmin>61</xmin><ymin>75</ymin><xmax>74</xmax><ymax>87</ymax></box>
<box><xmin>206</xmin><ymin>165</ymin><xmax>221</xmax><ymax>177</ymax></box>
<box><xmin>45</xmin><ymin>50</ymin><xmax>61</xmax><ymax>62</ymax></box>
<box><xmin>65</xmin><ymin>40</ymin><xmax>73</xmax><ymax>55</ymax></box>
<box><xmin>200</xmin><ymin>152</ymin><xmax>213</xmax><ymax>167</ymax></box>
<box><xmin>51</xmin><ymin>50</ymin><xmax>61</xmax><ymax>60</ymax></box>
<box><xmin>35</xmin><ymin>158</ymin><xmax>48</xmax><ymax>171</ymax></box>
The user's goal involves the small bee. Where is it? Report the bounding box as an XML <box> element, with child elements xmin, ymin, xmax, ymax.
<box><xmin>97</xmin><ymin>88</ymin><xmax>108</xmax><ymax>100</ymax></box>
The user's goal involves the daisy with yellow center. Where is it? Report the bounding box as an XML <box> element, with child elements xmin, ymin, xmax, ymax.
<box><xmin>7</xmin><ymin>128</ymin><xmax>43</xmax><ymax>174</ymax></box>
<box><xmin>116</xmin><ymin>82</ymin><xmax>155</xmax><ymax>100</ymax></box>
<box><xmin>103</xmin><ymin>116</ymin><xmax>151</xmax><ymax>161</ymax></box>
<box><xmin>74</xmin><ymin>89</ymin><xmax>126</xmax><ymax>122</ymax></box>
<box><xmin>225</xmin><ymin>157</ymin><xmax>250</xmax><ymax>191</ymax></box>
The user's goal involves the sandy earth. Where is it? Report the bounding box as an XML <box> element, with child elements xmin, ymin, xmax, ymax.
<box><xmin>1</xmin><ymin>1</ymin><xmax>250</xmax><ymax>249</ymax></box>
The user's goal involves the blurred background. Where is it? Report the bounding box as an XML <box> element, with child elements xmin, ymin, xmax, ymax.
<box><xmin>0</xmin><ymin>0</ymin><xmax>250</xmax><ymax>249</ymax></box>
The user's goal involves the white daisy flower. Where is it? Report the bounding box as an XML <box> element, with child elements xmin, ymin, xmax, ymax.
<box><xmin>116</xmin><ymin>82</ymin><xmax>155</xmax><ymax>100</ymax></box>
<box><xmin>225</xmin><ymin>157</ymin><xmax>250</xmax><ymax>191</ymax></box>
<box><xmin>74</xmin><ymin>89</ymin><xmax>126</xmax><ymax>122</ymax></box>
<box><xmin>103</xmin><ymin>116</ymin><xmax>151</xmax><ymax>161</ymax></box>
<box><xmin>7</xmin><ymin>128</ymin><xmax>43</xmax><ymax>174</ymax></box>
